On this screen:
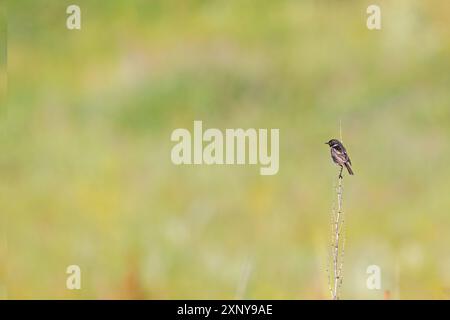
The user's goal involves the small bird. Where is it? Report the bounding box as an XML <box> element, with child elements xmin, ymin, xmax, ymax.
<box><xmin>325</xmin><ymin>139</ymin><xmax>354</xmax><ymax>178</ymax></box>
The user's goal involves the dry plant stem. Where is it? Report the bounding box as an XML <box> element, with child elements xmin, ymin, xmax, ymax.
<box><xmin>328</xmin><ymin>119</ymin><xmax>346</xmax><ymax>300</ymax></box>
<box><xmin>330</xmin><ymin>174</ymin><xmax>345</xmax><ymax>300</ymax></box>
<box><xmin>235</xmin><ymin>258</ymin><xmax>252</xmax><ymax>299</ymax></box>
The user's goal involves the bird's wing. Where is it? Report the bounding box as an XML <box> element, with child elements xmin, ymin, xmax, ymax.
<box><xmin>342</xmin><ymin>147</ymin><xmax>352</xmax><ymax>165</ymax></box>
<box><xmin>331</xmin><ymin>149</ymin><xmax>345</xmax><ymax>164</ymax></box>
<box><xmin>338</xmin><ymin>145</ymin><xmax>351</xmax><ymax>164</ymax></box>
<box><xmin>334</xmin><ymin>147</ymin><xmax>351</xmax><ymax>164</ymax></box>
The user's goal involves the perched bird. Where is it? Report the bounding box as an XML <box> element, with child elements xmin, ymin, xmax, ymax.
<box><xmin>325</xmin><ymin>139</ymin><xmax>354</xmax><ymax>178</ymax></box>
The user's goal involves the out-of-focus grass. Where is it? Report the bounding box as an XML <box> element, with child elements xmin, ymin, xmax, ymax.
<box><xmin>3</xmin><ymin>0</ymin><xmax>450</xmax><ymax>299</ymax></box>
<box><xmin>0</xmin><ymin>0</ymin><xmax>7</xmax><ymax>299</ymax></box>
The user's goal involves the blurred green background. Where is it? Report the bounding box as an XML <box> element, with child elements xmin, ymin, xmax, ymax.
<box><xmin>3</xmin><ymin>0</ymin><xmax>450</xmax><ymax>299</ymax></box>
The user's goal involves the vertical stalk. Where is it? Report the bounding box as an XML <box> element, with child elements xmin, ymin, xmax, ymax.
<box><xmin>328</xmin><ymin>120</ymin><xmax>346</xmax><ymax>300</ymax></box>
<box><xmin>330</xmin><ymin>175</ymin><xmax>344</xmax><ymax>300</ymax></box>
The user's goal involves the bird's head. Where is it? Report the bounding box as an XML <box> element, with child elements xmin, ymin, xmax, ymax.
<box><xmin>325</xmin><ymin>139</ymin><xmax>341</xmax><ymax>147</ymax></box>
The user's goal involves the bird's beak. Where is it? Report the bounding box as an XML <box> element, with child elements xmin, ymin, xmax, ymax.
<box><xmin>324</xmin><ymin>142</ymin><xmax>328</xmax><ymax>145</ymax></box>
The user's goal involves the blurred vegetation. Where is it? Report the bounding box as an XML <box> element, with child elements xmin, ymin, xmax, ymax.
<box><xmin>0</xmin><ymin>0</ymin><xmax>6</xmax><ymax>299</ymax></box>
<box><xmin>3</xmin><ymin>0</ymin><xmax>450</xmax><ymax>299</ymax></box>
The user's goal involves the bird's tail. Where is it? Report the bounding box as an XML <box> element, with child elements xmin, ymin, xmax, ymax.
<box><xmin>345</xmin><ymin>162</ymin><xmax>354</xmax><ymax>175</ymax></box>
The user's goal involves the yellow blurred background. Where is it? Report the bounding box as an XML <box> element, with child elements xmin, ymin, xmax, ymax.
<box><xmin>2</xmin><ymin>0</ymin><xmax>450</xmax><ymax>299</ymax></box>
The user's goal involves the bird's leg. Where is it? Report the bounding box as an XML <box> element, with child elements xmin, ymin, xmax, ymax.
<box><xmin>338</xmin><ymin>166</ymin><xmax>343</xmax><ymax>179</ymax></box>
